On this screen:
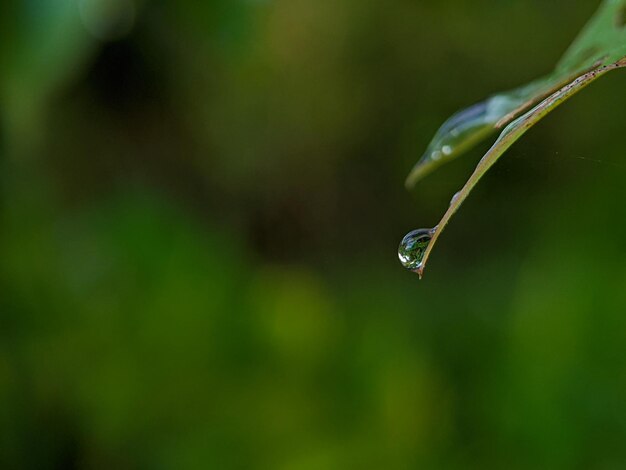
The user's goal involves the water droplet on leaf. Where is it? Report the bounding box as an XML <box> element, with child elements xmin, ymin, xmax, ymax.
<box><xmin>398</xmin><ymin>228</ymin><xmax>435</xmax><ymax>272</ymax></box>
<box><xmin>449</xmin><ymin>190</ymin><xmax>462</xmax><ymax>207</ymax></box>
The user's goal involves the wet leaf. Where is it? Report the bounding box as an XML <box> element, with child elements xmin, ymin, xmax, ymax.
<box><xmin>404</xmin><ymin>0</ymin><xmax>626</xmax><ymax>277</ymax></box>
<box><xmin>406</xmin><ymin>0</ymin><xmax>626</xmax><ymax>188</ymax></box>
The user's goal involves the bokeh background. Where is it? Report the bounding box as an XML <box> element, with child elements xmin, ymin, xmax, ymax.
<box><xmin>1</xmin><ymin>0</ymin><xmax>626</xmax><ymax>468</ymax></box>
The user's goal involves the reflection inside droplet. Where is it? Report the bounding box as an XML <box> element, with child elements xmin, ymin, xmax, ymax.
<box><xmin>398</xmin><ymin>228</ymin><xmax>435</xmax><ymax>272</ymax></box>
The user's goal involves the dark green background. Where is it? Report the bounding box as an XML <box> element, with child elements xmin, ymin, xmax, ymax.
<box><xmin>1</xmin><ymin>0</ymin><xmax>625</xmax><ymax>468</ymax></box>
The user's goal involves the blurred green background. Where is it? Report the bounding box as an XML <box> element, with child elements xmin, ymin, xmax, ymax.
<box><xmin>1</xmin><ymin>0</ymin><xmax>626</xmax><ymax>468</ymax></box>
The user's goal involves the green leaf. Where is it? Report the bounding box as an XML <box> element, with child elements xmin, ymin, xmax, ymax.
<box><xmin>404</xmin><ymin>0</ymin><xmax>626</xmax><ymax>278</ymax></box>
<box><xmin>406</xmin><ymin>0</ymin><xmax>626</xmax><ymax>188</ymax></box>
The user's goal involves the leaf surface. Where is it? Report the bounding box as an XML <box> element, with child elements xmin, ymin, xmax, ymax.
<box><xmin>405</xmin><ymin>0</ymin><xmax>626</xmax><ymax>277</ymax></box>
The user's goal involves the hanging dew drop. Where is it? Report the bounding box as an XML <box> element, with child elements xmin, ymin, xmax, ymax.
<box><xmin>398</xmin><ymin>228</ymin><xmax>435</xmax><ymax>273</ymax></box>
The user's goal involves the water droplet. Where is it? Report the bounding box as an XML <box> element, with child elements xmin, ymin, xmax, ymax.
<box><xmin>442</xmin><ymin>145</ymin><xmax>452</xmax><ymax>156</ymax></box>
<box><xmin>398</xmin><ymin>228</ymin><xmax>435</xmax><ymax>272</ymax></box>
<box><xmin>449</xmin><ymin>190</ymin><xmax>462</xmax><ymax>206</ymax></box>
